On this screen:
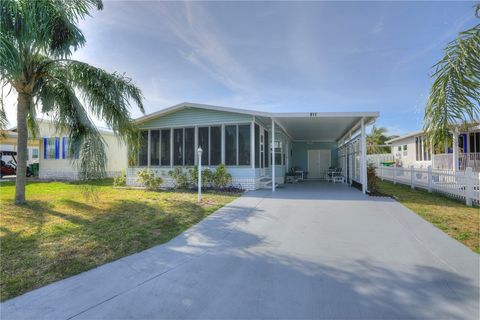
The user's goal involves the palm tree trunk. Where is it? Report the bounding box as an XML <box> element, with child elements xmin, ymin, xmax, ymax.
<box><xmin>14</xmin><ymin>92</ymin><xmax>30</xmax><ymax>204</ymax></box>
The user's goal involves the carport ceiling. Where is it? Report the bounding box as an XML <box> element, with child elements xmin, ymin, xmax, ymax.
<box><xmin>272</xmin><ymin>113</ymin><xmax>378</xmax><ymax>142</ymax></box>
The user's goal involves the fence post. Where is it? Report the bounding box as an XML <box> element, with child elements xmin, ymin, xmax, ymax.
<box><xmin>465</xmin><ymin>167</ymin><xmax>473</xmax><ymax>206</ymax></box>
<box><xmin>427</xmin><ymin>165</ymin><xmax>432</xmax><ymax>193</ymax></box>
<box><xmin>380</xmin><ymin>164</ymin><xmax>384</xmax><ymax>181</ymax></box>
<box><xmin>410</xmin><ymin>166</ymin><xmax>415</xmax><ymax>189</ymax></box>
<box><xmin>393</xmin><ymin>166</ymin><xmax>396</xmax><ymax>184</ymax></box>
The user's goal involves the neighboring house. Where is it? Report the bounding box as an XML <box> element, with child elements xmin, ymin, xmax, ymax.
<box><xmin>0</xmin><ymin>130</ymin><xmax>40</xmax><ymax>166</ymax></box>
<box><xmin>386</xmin><ymin>131</ymin><xmax>431</xmax><ymax>168</ymax></box>
<box><xmin>11</xmin><ymin>119</ymin><xmax>128</xmax><ymax>180</ymax></box>
<box><xmin>127</xmin><ymin>102</ymin><xmax>378</xmax><ymax>191</ymax></box>
<box><xmin>386</xmin><ymin>125</ymin><xmax>480</xmax><ymax>171</ymax></box>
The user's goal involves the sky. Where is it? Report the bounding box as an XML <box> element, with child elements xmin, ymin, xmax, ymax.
<box><xmin>4</xmin><ymin>1</ymin><xmax>479</xmax><ymax>135</ymax></box>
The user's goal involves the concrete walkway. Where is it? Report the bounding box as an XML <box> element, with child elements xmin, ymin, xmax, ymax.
<box><xmin>2</xmin><ymin>181</ymin><xmax>479</xmax><ymax>319</ymax></box>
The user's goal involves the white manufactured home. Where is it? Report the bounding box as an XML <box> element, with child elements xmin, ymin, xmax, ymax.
<box><xmin>127</xmin><ymin>103</ymin><xmax>379</xmax><ymax>192</ymax></box>
<box><xmin>387</xmin><ymin>125</ymin><xmax>480</xmax><ymax>171</ymax></box>
<box><xmin>27</xmin><ymin>120</ymin><xmax>128</xmax><ymax>180</ymax></box>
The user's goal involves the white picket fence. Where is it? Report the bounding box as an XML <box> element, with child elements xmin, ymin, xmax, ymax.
<box><xmin>376</xmin><ymin>166</ymin><xmax>480</xmax><ymax>206</ymax></box>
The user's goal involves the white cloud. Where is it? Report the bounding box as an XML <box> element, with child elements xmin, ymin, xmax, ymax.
<box><xmin>152</xmin><ymin>2</ymin><xmax>254</xmax><ymax>93</ymax></box>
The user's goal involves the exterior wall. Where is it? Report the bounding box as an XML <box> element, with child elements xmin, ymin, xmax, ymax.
<box><xmin>390</xmin><ymin>136</ymin><xmax>431</xmax><ymax>168</ymax></box>
<box><xmin>129</xmin><ymin>109</ymin><xmax>293</xmax><ymax>190</ymax></box>
<box><xmin>139</xmin><ymin>108</ymin><xmax>253</xmax><ymax>128</ymax></box>
<box><xmin>291</xmin><ymin>141</ymin><xmax>338</xmax><ymax>173</ymax></box>
<box><xmin>37</xmin><ymin>122</ymin><xmax>127</xmax><ymax>180</ymax></box>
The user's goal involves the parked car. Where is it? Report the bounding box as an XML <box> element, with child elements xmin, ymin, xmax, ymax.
<box><xmin>0</xmin><ymin>151</ymin><xmax>33</xmax><ymax>178</ymax></box>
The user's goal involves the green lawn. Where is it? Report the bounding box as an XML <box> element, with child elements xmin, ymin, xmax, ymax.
<box><xmin>377</xmin><ymin>180</ymin><xmax>479</xmax><ymax>254</ymax></box>
<box><xmin>0</xmin><ymin>179</ymin><xmax>239</xmax><ymax>301</ymax></box>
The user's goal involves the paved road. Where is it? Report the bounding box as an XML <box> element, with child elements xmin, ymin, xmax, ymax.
<box><xmin>2</xmin><ymin>182</ymin><xmax>479</xmax><ymax>319</ymax></box>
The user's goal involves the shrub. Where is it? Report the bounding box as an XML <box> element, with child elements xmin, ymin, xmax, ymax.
<box><xmin>188</xmin><ymin>166</ymin><xmax>199</xmax><ymax>186</ymax></box>
<box><xmin>213</xmin><ymin>164</ymin><xmax>232</xmax><ymax>189</ymax></box>
<box><xmin>189</xmin><ymin>166</ymin><xmax>214</xmax><ymax>189</ymax></box>
<box><xmin>367</xmin><ymin>163</ymin><xmax>378</xmax><ymax>193</ymax></box>
<box><xmin>137</xmin><ymin>169</ymin><xmax>163</xmax><ymax>190</ymax></box>
<box><xmin>202</xmin><ymin>168</ymin><xmax>214</xmax><ymax>188</ymax></box>
<box><xmin>113</xmin><ymin>169</ymin><xmax>126</xmax><ymax>187</ymax></box>
<box><xmin>168</xmin><ymin>167</ymin><xmax>189</xmax><ymax>189</ymax></box>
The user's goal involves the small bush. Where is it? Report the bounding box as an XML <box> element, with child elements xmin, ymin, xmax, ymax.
<box><xmin>168</xmin><ymin>167</ymin><xmax>189</xmax><ymax>189</ymax></box>
<box><xmin>188</xmin><ymin>166</ymin><xmax>199</xmax><ymax>186</ymax></box>
<box><xmin>113</xmin><ymin>170</ymin><xmax>126</xmax><ymax>187</ymax></box>
<box><xmin>213</xmin><ymin>164</ymin><xmax>232</xmax><ymax>189</ymax></box>
<box><xmin>367</xmin><ymin>163</ymin><xmax>378</xmax><ymax>193</ymax></box>
<box><xmin>189</xmin><ymin>166</ymin><xmax>214</xmax><ymax>189</ymax></box>
<box><xmin>202</xmin><ymin>168</ymin><xmax>214</xmax><ymax>188</ymax></box>
<box><xmin>137</xmin><ymin>169</ymin><xmax>163</xmax><ymax>190</ymax></box>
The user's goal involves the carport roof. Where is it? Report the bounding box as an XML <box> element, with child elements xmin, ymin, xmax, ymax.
<box><xmin>270</xmin><ymin>112</ymin><xmax>378</xmax><ymax>142</ymax></box>
<box><xmin>135</xmin><ymin>102</ymin><xmax>379</xmax><ymax>142</ymax></box>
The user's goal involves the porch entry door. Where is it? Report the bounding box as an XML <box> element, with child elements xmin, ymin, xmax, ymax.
<box><xmin>308</xmin><ymin>149</ymin><xmax>331</xmax><ymax>179</ymax></box>
<box><xmin>259</xmin><ymin>129</ymin><xmax>265</xmax><ymax>177</ymax></box>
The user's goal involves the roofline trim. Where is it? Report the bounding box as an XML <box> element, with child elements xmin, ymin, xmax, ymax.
<box><xmin>385</xmin><ymin>130</ymin><xmax>424</xmax><ymax>144</ymax></box>
<box><xmin>134</xmin><ymin>102</ymin><xmax>380</xmax><ymax>124</ymax></box>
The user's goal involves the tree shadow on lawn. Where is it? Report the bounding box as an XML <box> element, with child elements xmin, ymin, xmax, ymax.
<box><xmin>0</xmin><ymin>197</ymin><xmax>218</xmax><ymax>301</ymax></box>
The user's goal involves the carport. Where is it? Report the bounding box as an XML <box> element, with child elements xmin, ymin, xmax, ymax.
<box><xmin>268</xmin><ymin>112</ymin><xmax>378</xmax><ymax>193</ymax></box>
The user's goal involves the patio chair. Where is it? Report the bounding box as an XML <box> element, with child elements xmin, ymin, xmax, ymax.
<box><xmin>294</xmin><ymin>170</ymin><xmax>305</xmax><ymax>181</ymax></box>
<box><xmin>326</xmin><ymin>167</ymin><xmax>336</xmax><ymax>182</ymax></box>
<box><xmin>328</xmin><ymin>168</ymin><xmax>344</xmax><ymax>183</ymax></box>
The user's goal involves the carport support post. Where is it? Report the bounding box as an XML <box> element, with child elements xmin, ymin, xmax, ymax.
<box><xmin>271</xmin><ymin>119</ymin><xmax>276</xmax><ymax>192</ymax></box>
<box><xmin>360</xmin><ymin>118</ymin><xmax>367</xmax><ymax>194</ymax></box>
<box><xmin>197</xmin><ymin>147</ymin><xmax>203</xmax><ymax>203</ymax></box>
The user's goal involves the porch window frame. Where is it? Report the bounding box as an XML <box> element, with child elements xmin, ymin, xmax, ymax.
<box><xmin>224</xmin><ymin>122</ymin><xmax>252</xmax><ymax>167</ymax></box>
<box><xmin>135</xmin><ymin>121</ymin><xmax>253</xmax><ymax>168</ymax></box>
<box><xmin>138</xmin><ymin>130</ymin><xmax>149</xmax><ymax>166</ymax></box>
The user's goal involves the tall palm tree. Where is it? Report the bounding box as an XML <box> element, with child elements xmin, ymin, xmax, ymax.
<box><xmin>424</xmin><ymin>4</ymin><xmax>480</xmax><ymax>146</ymax></box>
<box><xmin>0</xmin><ymin>0</ymin><xmax>144</xmax><ymax>204</ymax></box>
<box><xmin>367</xmin><ymin>126</ymin><xmax>390</xmax><ymax>154</ymax></box>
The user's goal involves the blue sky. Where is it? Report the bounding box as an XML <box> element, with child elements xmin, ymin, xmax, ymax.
<box><xmin>6</xmin><ymin>1</ymin><xmax>478</xmax><ymax>135</ymax></box>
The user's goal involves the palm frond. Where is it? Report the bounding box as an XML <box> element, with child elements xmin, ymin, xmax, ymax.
<box><xmin>38</xmin><ymin>79</ymin><xmax>107</xmax><ymax>180</ymax></box>
<box><xmin>1</xmin><ymin>0</ymin><xmax>103</xmax><ymax>60</ymax></box>
<box><xmin>61</xmin><ymin>60</ymin><xmax>144</xmax><ymax>148</ymax></box>
<box><xmin>424</xmin><ymin>12</ymin><xmax>480</xmax><ymax>147</ymax></box>
<box><xmin>367</xmin><ymin>126</ymin><xmax>390</xmax><ymax>154</ymax></box>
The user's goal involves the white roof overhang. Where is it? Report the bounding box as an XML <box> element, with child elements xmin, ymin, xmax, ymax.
<box><xmin>134</xmin><ymin>102</ymin><xmax>379</xmax><ymax>142</ymax></box>
<box><xmin>272</xmin><ymin>112</ymin><xmax>378</xmax><ymax>142</ymax></box>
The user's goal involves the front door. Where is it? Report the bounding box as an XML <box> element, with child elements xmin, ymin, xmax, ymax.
<box><xmin>259</xmin><ymin>129</ymin><xmax>266</xmax><ymax>177</ymax></box>
<box><xmin>308</xmin><ymin>149</ymin><xmax>331</xmax><ymax>179</ymax></box>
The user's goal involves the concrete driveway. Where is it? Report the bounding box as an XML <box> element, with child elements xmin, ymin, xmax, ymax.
<box><xmin>2</xmin><ymin>181</ymin><xmax>479</xmax><ymax>319</ymax></box>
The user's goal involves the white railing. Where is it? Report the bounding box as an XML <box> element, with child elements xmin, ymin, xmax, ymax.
<box><xmin>376</xmin><ymin>166</ymin><xmax>480</xmax><ymax>206</ymax></box>
<box><xmin>433</xmin><ymin>152</ymin><xmax>480</xmax><ymax>171</ymax></box>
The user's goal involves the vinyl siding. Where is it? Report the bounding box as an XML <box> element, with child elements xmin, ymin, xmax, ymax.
<box><xmin>39</xmin><ymin>132</ymin><xmax>127</xmax><ymax>180</ymax></box>
<box><xmin>138</xmin><ymin>108</ymin><xmax>253</xmax><ymax>129</ymax></box>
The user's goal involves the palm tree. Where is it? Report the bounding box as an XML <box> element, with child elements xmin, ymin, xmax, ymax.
<box><xmin>0</xmin><ymin>0</ymin><xmax>144</xmax><ymax>204</ymax></box>
<box><xmin>423</xmin><ymin>4</ymin><xmax>480</xmax><ymax>147</ymax></box>
<box><xmin>367</xmin><ymin>126</ymin><xmax>390</xmax><ymax>154</ymax></box>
